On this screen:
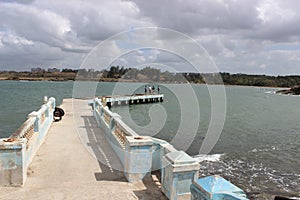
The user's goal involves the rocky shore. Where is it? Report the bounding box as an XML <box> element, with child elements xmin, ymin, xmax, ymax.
<box><xmin>277</xmin><ymin>85</ymin><xmax>300</xmax><ymax>95</ymax></box>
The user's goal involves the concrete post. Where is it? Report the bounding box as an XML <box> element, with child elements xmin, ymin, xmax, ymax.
<box><xmin>124</xmin><ymin>136</ymin><xmax>153</xmax><ymax>182</ymax></box>
<box><xmin>0</xmin><ymin>138</ymin><xmax>27</xmax><ymax>186</ymax></box>
<box><xmin>43</xmin><ymin>96</ymin><xmax>48</xmax><ymax>104</ymax></box>
<box><xmin>161</xmin><ymin>151</ymin><xmax>200</xmax><ymax>200</ymax></box>
<box><xmin>45</xmin><ymin>104</ymin><xmax>50</xmax><ymax>118</ymax></box>
<box><xmin>190</xmin><ymin>175</ymin><xmax>249</xmax><ymax>200</ymax></box>
<box><xmin>48</xmin><ymin>97</ymin><xmax>56</xmax><ymax>113</ymax></box>
<box><xmin>28</xmin><ymin>111</ymin><xmax>40</xmax><ymax>132</ymax></box>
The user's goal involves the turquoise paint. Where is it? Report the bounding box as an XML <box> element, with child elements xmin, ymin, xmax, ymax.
<box><xmin>151</xmin><ymin>142</ymin><xmax>163</xmax><ymax>171</ymax></box>
<box><xmin>92</xmin><ymin>98</ymin><xmax>201</xmax><ymax>197</ymax></box>
<box><xmin>93</xmin><ymin>98</ymin><xmax>248</xmax><ymax>199</ymax></box>
<box><xmin>93</xmin><ymin>99</ymin><xmax>155</xmax><ymax>182</ymax></box>
<box><xmin>0</xmin><ymin>139</ymin><xmax>26</xmax><ymax>186</ymax></box>
<box><xmin>93</xmin><ymin>100</ymin><xmax>126</xmax><ymax>165</ymax></box>
<box><xmin>0</xmin><ymin>97</ymin><xmax>55</xmax><ymax>186</ymax></box>
<box><xmin>161</xmin><ymin>151</ymin><xmax>200</xmax><ymax>200</ymax></box>
<box><xmin>190</xmin><ymin>175</ymin><xmax>249</xmax><ymax>200</ymax></box>
<box><xmin>124</xmin><ymin>136</ymin><xmax>153</xmax><ymax>182</ymax></box>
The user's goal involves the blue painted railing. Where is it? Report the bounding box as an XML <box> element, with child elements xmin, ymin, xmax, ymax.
<box><xmin>92</xmin><ymin>98</ymin><xmax>200</xmax><ymax>199</ymax></box>
<box><xmin>0</xmin><ymin>97</ymin><xmax>55</xmax><ymax>186</ymax></box>
<box><xmin>91</xmin><ymin>97</ymin><xmax>249</xmax><ymax>200</ymax></box>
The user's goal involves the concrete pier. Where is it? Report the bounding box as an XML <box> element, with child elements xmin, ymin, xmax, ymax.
<box><xmin>0</xmin><ymin>97</ymin><xmax>249</xmax><ymax>200</ymax></box>
<box><xmin>102</xmin><ymin>93</ymin><xmax>164</xmax><ymax>108</ymax></box>
<box><xmin>92</xmin><ymin>98</ymin><xmax>200</xmax><ymax>200</ymax></box>
<box><xmin>0</xmin><ymin>99</ymin><xmax>166</xmax><ymax>200</ymax></box>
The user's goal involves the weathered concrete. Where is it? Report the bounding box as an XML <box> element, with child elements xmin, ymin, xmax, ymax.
<box><xmin>92</xmin><ymin>98</ymin><xmax>197</xmax><ymax>200</ymax></box>
<box><xmin>124</xmin><ymin>136</ymin><xmax>153</xmax><ymax>182</ymax></box>
<box><xmin>0</xmin><ymin>99</ymin><xmax>166</xmax><ymax>200</ymax></box>
<box><xmin>0</xmin><ymin>139</ymin><xmax>26</xmax><ymax>186</ymax></box>
<box><xmin>161</xmin><ymin>151</ymin><xmax>200</xmax><ymax>200</ymax></box>
<box><xmin>190</xmin><ymin>175</ymin><xmax>249</xmax><ymax>200</ymax></box>
<box><xmin>0</xmin><ymin>97</ymin><xmax>55</xmax><ymax>186</ymax></box>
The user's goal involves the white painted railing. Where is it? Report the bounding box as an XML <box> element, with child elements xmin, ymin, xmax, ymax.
<box><xmin>0</xmin><ymin>97</ymin><xmax>55</xmax><ymax>186</ymax></box>
<box><xmin>91</xmin><ymin>97</ymin><xmax>200</xmax><ymax>199</ymax></box>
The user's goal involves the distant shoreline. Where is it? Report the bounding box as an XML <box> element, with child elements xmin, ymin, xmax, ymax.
<box><xmin>0</xmin><ymin>77</ymin><xmax>290</xmax><ymax>90</ymax></box>
<box><xmin>1</xmin><ymin>68</ymin><xmax>300</xmax><ymax>88</ymax></box>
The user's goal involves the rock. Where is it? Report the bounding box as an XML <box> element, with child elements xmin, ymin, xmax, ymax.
<box><xmin>277</xmin><ymin>85</ymin><xmax>300</xmax><ymax>95</ymax></box>
<box><xmin>274</xmin><ymin>196</ymin><xmax>300</xmax><ymax>200</ymax></box>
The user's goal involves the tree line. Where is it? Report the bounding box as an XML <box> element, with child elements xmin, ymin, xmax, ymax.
<box><xmin>101</xmin><ymin>66</ymin><xmax>300</xmax><ymax>87</ymax></box>
<box><xmin>1</xmin><ymin>66</ymin><xmax>300</xmax><ymax>87</ymax></box>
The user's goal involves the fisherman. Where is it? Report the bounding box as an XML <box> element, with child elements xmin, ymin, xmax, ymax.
<box><xmin>53</xmin><ymin>107</ymin><xmax>65</xmax><ymax>121</ymax></box>
<box><xmin>148</xmin><ymin>85</ymin><xmax>152</xmax><ymax>93</ymax></box>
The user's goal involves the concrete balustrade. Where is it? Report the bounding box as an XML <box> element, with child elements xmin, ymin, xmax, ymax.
<box><xmin>162</xmin><ymin>151</ymin><xmax>200</xmax><ymax>200</ymax></box>
<box><xmin>0</xmin><ymin>97</ymin><xmax>55</xmax><ymax>186</ymax></box>
<box><xmin>94</xmin><ymin>98</ymin><xmax>146</xmax><ymax>176</ymax></box>
<box><xmin>190</xmin><ymin>175</ymin><xmax>249</xmax><ymax>200</ymax></box>
<box><xmin>124</xmin><ymin>136</ymin><xmax>153</xmax><ymax>182</ymax></box>
<box><xmin>92</xmin><ymin>98</ymin><xmax>200</xmax><ymax>199</ymax></box>
<box><xmin>1</xmin><ymin>97</ymin><xmax>248</xmax><ymax>199</ymax></box>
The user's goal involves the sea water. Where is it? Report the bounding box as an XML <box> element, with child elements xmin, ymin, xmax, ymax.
<box><xmin>0</xmin><ymin>80</ymin><xmax>299</xmax><ymax>199</ymax></box>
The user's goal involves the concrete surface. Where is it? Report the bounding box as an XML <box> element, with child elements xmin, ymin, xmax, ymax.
<box><xmin>0</xmin><ymin>99</ymin><xmax>167</xmax><ymax>200</ymax></box>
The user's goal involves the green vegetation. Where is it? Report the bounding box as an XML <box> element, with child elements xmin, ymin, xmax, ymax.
<box><xmin>219</xmin><ymin>73</ymin><xmax>300</xmax><ymax>87</ymax></box>
<box><xmin>100</xmin><ymin>66</ymin><xmax>300</xmax><ymax>87</ymax></box>
<box><xmin>1</xmin><ymin>66</ymin><xmax>300</xmax><ymax>88</ymax></box>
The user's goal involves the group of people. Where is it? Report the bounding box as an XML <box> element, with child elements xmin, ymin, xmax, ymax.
<box><xmin>145</xmin><ymin>85</ymin><xmax>160</xmax><ymax>94</ymax></box>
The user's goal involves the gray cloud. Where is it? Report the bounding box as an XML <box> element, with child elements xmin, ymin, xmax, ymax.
<box><xmin>0</xmin><ymin>0</ymin><xmax>300</xmax><ymax>74</ymax></box>
<box><xmin>0</xmin><ymin>0</ymin><xmax>35</xmax><ymax>4</ymax></box>
<box><xmin>132</xmin><ymin>0</ymin><xmax>261</xmax><ymax>34</ymax></box>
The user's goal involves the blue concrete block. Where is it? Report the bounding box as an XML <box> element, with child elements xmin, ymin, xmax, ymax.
<box><xmin>124</xmin><ymin>136</ymin><xmax>153</xmax><ymax>182</ymax></box>
<box><xmin>0</xmin><ymin>138</ymin><xmax>27</xmax><ymax>186</ymax></box>
<box><xmin>161</xmin><ymin>151</ymin><xmax>200</xmax><ymax>200</ymax></box>
<box><xmin>191</xmin><ymin>175</ymin><xmax>249</xmax><ymax>200</ymax></box>
<box><xmin>0</xmin><ymin>97</ymin><xmax>55</xmax><ymax>186</ymax></box>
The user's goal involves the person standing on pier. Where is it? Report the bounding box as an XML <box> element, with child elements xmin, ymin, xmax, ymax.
<box><xmin>148</xmin><ymin>85</ymin><xmax>152</xmax><ymax>93</ymax></box>
<box><xmin>144</xmin><ymin>85</ymin><xmax>147</xmax><ymax>93</ymax></box>
<box><xmin>157</xmin><ymin>85</ymin><xmax>160</xmax><ymax>94</ymax></box>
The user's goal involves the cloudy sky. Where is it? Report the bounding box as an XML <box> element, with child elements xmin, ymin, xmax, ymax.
<box><xmin>1</xmin><ymin>0</ymin><xmax>300</xmax><ymax>75</ymax></box>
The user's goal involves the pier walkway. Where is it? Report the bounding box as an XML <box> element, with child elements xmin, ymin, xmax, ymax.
<box><xmin>0</xmin><ymin>99</ymin><xmax>166</xmax><ymax>200</ymax></box>
<box><xmin>103</xmin><ymin>93</ymin><xmax>164</xmax><ymax>108</ymax></box>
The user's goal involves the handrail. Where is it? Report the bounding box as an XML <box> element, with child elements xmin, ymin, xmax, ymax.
<box><xmin>9</xmin><ymin>117</ymin><xmax>35</xmax><ymax>141</ymax></box>
<box><xmin>94</xmin><ymin>98</ymin><xmax>140</xmax><ymax>149</ymax></box>
<box><xmin>91</xmin><ymin>97</ymin><xmax>202</xmax><ymax>198</ymax></box>
<box><xmin>94</xmin><ymin>98</ymin><xmax>176</xmax><ymax>154</ymax></box>
<box><xmin>8</xmin><ymin>97</ymin><xmax>55</xmax><ymax>141</ymax></box>
<box><xmin>0</xmin><ymin>97</ymin><xmax>56</xmax><ymax>186</ymax></box>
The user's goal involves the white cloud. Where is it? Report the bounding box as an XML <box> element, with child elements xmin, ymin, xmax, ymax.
<box><xmin>0</xmin><ymin>3</ymin><xmax>74</xmax><ymax>48</ymax></box>
<box><xmin>257</xmin><ymin>0</ymin><xmax>296</xmax><ymax>24</ymax></box>
<box><xmin>0</xmin><ymin>31</ymin><xmax>33</xmax><ymax>46</ymax></box>
<box><xmin>33</xmin><ymin>0</ymin><xmax>153</xmax><ymax>41</ymax></box>
<box><xmin>0</xmin><ymin>0</ymin><xmax>300</xmax><ymax>75</ymax></box>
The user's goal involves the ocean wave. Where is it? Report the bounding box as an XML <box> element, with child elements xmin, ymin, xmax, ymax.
<box><xmin>197</xmin><ymin>154</ymin><xmax>300</xmax><ymax>199</ymax></box>
<box><xmin>192</xmin><ymin>153</ymin><xmax>225</xmax><ymax>162</ymax></box>
<box><xmin>265</xmin><ymin>91</ymin><xmax>276</xmax><ymax>94</ymax></box>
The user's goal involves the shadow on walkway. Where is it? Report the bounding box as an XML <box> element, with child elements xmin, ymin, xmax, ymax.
<box><xmin>81</xmin><ymin>115</ymin><xmax>126</xmax><ymax>182</ymax></box>
<box><xmin>81</xmin><ymin>115</ymin><xmax>167</xmax><ymax>199</ymax></box>
<box><xmin>133</xmin><ymin>171</ymin><xmax>168</xmax><ymax>200</ymax></box>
